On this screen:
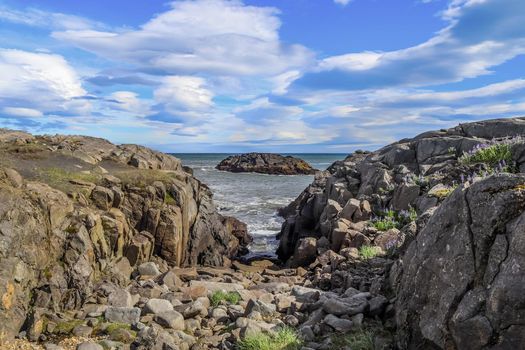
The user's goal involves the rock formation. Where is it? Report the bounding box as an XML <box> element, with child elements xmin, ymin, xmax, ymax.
<box><xmin>216</xmin><ymin>153</ymin><xmax>317</xmax><ymax>175</ymax></box>
<box><xmin>0</xmin><ymin>129</ymin><xmax>250</xmax><ymax>340</ymax></box>
<box><xmin>4</xmin><ymin>117</ymin><xmax>525</xmax><ymax>349</ymax></box>
<box><xmin>277</xmin><ymin>117</ymin><xmax>525</xmax><ymax>349</ymax></box>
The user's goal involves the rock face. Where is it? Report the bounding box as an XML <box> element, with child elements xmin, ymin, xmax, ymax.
<box><xmin>216</xmin><ymin>153</ymin><xmax>317</xmax><ymax>175</ymax></box>
<box><xmin>396</xmin><ymin>174</ymin><xmax>525</xmax><ymax>349</ymax></box>
<box><xmin>0</xmin><ymin>129</ymin><xmax>250</xmax><ymax>339</ymax></box>
<box><xmin>277</xmin><ymin>117</ymin><xmax>525</xmax><ymax>265</ymax></box>
<box><xmin>276</xmin><ymin>117</ymin><xmax>525</xmax><ymax>349</ymax></box>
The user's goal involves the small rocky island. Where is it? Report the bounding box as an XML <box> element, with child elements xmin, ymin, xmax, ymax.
<box><xmin>216</xmin><ymin>153</ymin><xmax>317</xmax><ymax>175</ymax></box>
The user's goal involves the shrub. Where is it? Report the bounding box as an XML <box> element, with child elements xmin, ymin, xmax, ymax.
<box><xmin>332</xmin><ymin>329</ymin><xmax>374</xmax><ymax>350</ymax></box>
<box><xmin>371</xmin><ymin>218</ymin><xmax>398</xmax><ymax>231</ymax></box>
<box><xmin>210</xmin><ymin>290</ymin><xmax>241</xmax><ymax>307</ymax></box>
<box><xmin>459</xmin><ymin>143</ymin><xmax>512</xmax><ymax>168</ymax></box>
<box><xmin>237</xmin><ymin>327</ymin><xmax>302</xmax><ymax>350</ymax></box>
<box><xmin>359</xmin><ymin>245</ymin><xmax>381</xmax><ymax>260</ymax></box>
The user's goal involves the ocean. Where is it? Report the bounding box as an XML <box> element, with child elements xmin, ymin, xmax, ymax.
<box><xmin>173</xmin><ymin>153</ymin><xmax>347</xmax><ymax>258</ymax></box>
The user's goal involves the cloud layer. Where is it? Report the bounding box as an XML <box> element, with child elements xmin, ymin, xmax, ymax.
<box><xmin>0</xmin><ymin>0</ymin><xmax>524</xmax><ymax>151</ymax></box>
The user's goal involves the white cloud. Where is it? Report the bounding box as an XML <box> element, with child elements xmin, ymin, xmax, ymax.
<box><xmin>0</xmin><ymin>6</ymin><xmax>104</xmax><ymax>30</ymax></box>
<box><xmin>2</xmin><ymin>107</ymin><xmax>43</xmax><ymax>118</ymax></box>
<box><xmin>53</xmin><ymin>0</ymin><xmax>312</xmax><ymax>77</ymax></box>
<box><xmin>107</xmin><ymin>91</ymin><xmax>153</xmax><ymax>116</ymax></box>
<box><xmin>154</xmin><ymin>76</ymin><xmax>214</xmax><ymax>112</ymax></box>
<box><xmin>296</xmin><ymin>0</ymin><xmax>525</xmax><ymax>90</ymax></box>
<box><xmin>0</xmin><ymin>49</ymin><xmax>87</xmax><ymax>114</ymax></box>
<box><xmin>334</xmin><ymin>0</ymin><xmax>352</xmax><ymax>6</ymax></box>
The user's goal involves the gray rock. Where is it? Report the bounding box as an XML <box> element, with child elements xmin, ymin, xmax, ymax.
<box><xmin>143</xmin><ymin>298</ymin><xmax>174</xmax><ymax>315</ymax></box>
<box><xmin>76</xmin><ymin>342</ymin><xmax>103</xmax><ymax>350</ymax></box>
<box><xmin>108</xmin><ymin>288</ymin><xmax>133</xmax><ymax>308</ymax></box>
<box><xmin>396</xmin><ymin>174</ymin><xmax>525</xmax><ymax>349</ymax></box>
<box><xmin>138</xmin><ymin>262</ymin><xmax>161</xmax><ymax>277</ymax></box>
<box><xmin>245</xmin><ymin>299</ymin><xmax>276</xmax><ymax>318</ymax></box>
<box><xmin>105</xmin><ymin>307</ymin><xmax>141</xmax><ymax>324</ymax></box>
<box><xmin>154</xmin><ymin>310</ymin><xmax>185</xmax><ymax>330</ymax></box>
<box><xmin>323</xmin><ymin>314</ymin><xmax>353</xmax><ymax>332</ymax></box>
<box><xmin>322</xmin><ymin>296</ymin><xmax>368</xmax><ymax>316</ymax></box>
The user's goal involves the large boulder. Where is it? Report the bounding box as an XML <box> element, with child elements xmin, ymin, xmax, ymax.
<box><xmin>396</xmin><ymin>174</ymin><xmax>525</xmax><ymax>349</ymax></box>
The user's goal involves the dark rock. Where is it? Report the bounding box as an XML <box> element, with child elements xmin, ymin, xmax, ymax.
<box><xmin>216</xmin><ymin>153</ymin><xmax>317</xmax><ymax>175</ymax></box>
<box><xmin>396</xmin><ymin>174</ymin><xmax>525</xmax><ymax>349</ymax></box>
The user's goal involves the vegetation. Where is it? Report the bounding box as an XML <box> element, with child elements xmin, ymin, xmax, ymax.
<box><xmin>164</xmin><ymin>192</ymin><xmax>177</xmax><ymax>205</ymax></box>
<box><xmin>237</xmin><ymin>327</ymin><xmax>302</xmax><ymax>350</ymax></box>
<box><xmin>359</xmin><ymin>245</ymin><xmax>381</xmax><ymax>260</ymax></box>
<box><xmin>210</xmin><ymin>290</ymin><xmax>241</xmax><ymax>307</ymax></box>
<box><xmin>371</xmin><ymin>207</ymin><xmax>417</xmax><ymax>231</ymax></box>
<box><xmin>459</xmin><ymin>143</ymin><xmax>512</xmax><ymax>168</ymax></box>
<box><xmin>53</xmin><ymin>319</ymin><xmax>84</xmax><ymax>334</ymax></box>
<box><xmin>371</xmin><ymin>217</ymin><xmax>398</xmax><ymax>231</ymax></box>
<box><xmin>39</xmin><ymin>167</ymin><xmax>100</xmax><ymax>185</ymax></box>
<box><xmin>429</xmin><ymin>187</ymin><xmax>456</xmax><ymax>199</ymax></box>
<box><xmin>331</xmin><ymin>329</ymin><xmax>374</xmax><ymax>350</ymax></box>
<box><xmin>115</xmin><ymin>169</ymin><xmax>179</xmax><ymax>187</ymax></box>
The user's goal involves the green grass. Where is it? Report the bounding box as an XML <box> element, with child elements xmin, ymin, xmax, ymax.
<box><xmin>459</xmin><ymin>143</ymin><xmax>512</xmax><ymax>168</ymax></box>
<box><xmin>371</xmin><ymin>218</ymin><xmax>398</xmax><ymax>231</ymax></box>
<box><xmin>164</xmin><ymin>192</ymin><xmax>177</xmax><ymax>205</ymax></box>
<box><xmin>429</xmin><ymin>187</ymin><xmax>455</xmax><ymax>199</ymax></box>
<box><xmin>331</xmin><ymin>329</ymin><xmax>374</xmax><ymax>350</ymax></box>
<box><xmin>359</xmin><ymin>245</ymin><xmax>381</xmax><ymax>260</ymax></box>
<box><xmin>53</xmin><ymin>319</ymin><xmax>84</xmax><ymax>334</ymax></box>
<box><xmin>237</xmin><ymin>327</ymin><xmax>302</xmax><ymax>350</ymax></box>
<box><xmin>210</xmin><ymin>290</ymin><xmax>241</xmax><ymax>307</ymax></box>
<box><xmin>40</xmin><ymin>167</ymin><xmax>100</xmax><ymax>185</ymax></box>
<box><xmin>115</xmin><ymin>169</ymin><xmax>179</xmax><ymax>188</ymax></box>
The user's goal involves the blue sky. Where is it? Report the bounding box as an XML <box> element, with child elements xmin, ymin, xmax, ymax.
<box><xmin>0</xmin><ymin>0</ymin><xmax>524</xmax><ymax>152</ymax></box>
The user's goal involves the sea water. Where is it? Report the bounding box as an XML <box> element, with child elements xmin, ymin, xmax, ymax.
<box><xmin>173</xmin><ymin>154</ymin><xmax>346</xmax><ymax>258</ymax></box>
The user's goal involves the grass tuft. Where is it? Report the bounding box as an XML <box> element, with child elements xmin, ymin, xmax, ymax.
<box><xmin>210</xmin><ymin>290</ymin><xmax>241</xmax><ymax>307</ymax></box>
<box><xmin>237</xmin><ymin>327</ymin><xmax>302</xmax><ymax>350</ymax></box>
<box><xmin>459</xmin><ymin>143</ymin><xmax>512</xmax><ymax>168</ymax></box>
<box><xmin>332</xmin><ymin>329</ymin><xmax>374</xmax><ymax>350</ymax></box>
<box><xmin>359</xmin><ymin>245</ymin><xmax>381</xmax><ymax>260</ymax></box>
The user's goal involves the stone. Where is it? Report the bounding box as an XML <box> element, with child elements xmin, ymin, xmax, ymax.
<box><xmin>322</xmin><ymin>297</ymin><xmax>368</xmax><ymax>317</ymax></box>
<box><xmin>91</xmin><ymin>186</ymin><xmax>114</xmax><ymax>210</ymax></box>
<box><xmin>290</xmin><ymin>238</ymin><xmax>317</xmax><ymax>267</ymax></box>
<box><xmin>137</xmin><ymin>262</ymin><xmax>161</xmax><ymax>277</ymax></box>
<box><xmin>323</xmin><ymin>314</ymin><xmax>353</xmax><ymax>332</ymax></box>
<box><xmin>143</xmin><ymin>298</ymin><xmax>174</xmax><ymax>315</ymax></box>
<box><xmin>154</xmin><ymin>310</ymin><xmax>185</xmax><ymax>330</ymax></box>
<box><xmin>245</xmin><ymin>299</ymin><xmax>276</xmax><ymax>318</ymax></box>
<box><xmin>189</xmin><ymin>280</ymin><xmax>244</xmax><ymax>293</ymax></box>
<box><xmin>105</xmin><ymin>307</ymin><xmax>141</xmax><ymax>324</ymax></box>
<box><xmin>72</xmin><ymin>325</ymin><xmax>93</xmax><ymax>337</ymax></box>
<box><xmin>76</xmin><ymin>343</ymin><xmax>103</xmax><ymax>350</ymax></box>
<box><xmin>108</xmin><ymin>289</ymin><xmax>133</xmax><ymax>308</ymax></box>
<box><xmin>368</xmin><ymin>295</ymin><xmax>388</xmax><ymax>317</ymax></box>
<box><xmin>292</xmin><ymin>286</ymin><xmax>321</xmax><ymax>303</ymax></box>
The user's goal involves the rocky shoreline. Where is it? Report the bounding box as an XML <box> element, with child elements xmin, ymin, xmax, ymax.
<box><xmin>2</xmin><ymin>117</ymin><xmax>525</xmax><ymax>350</ymax></box>
<box><xmin>216</xmin><ymin>153</ymin><xmax>317</xmax><ymax>175</ymax></box>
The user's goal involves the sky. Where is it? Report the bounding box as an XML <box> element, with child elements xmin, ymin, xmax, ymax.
<box><xmin>0</xmin><ymin>0</ymin><xmax>524</xmax><ymax>153</ymax></box>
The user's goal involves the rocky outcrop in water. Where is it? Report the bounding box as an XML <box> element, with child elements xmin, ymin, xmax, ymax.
<box><xmin>216</xmin><ymin>153</ymin><xmax>317</xmax><ymax>175</ymax></box>
<box><xmin>0</xmin><ymin>129</ymin><xmax>250</xmax><ymax>340</ymax></box>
